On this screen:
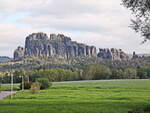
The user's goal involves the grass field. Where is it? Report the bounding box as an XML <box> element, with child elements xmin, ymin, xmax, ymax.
<box><xmin>0</xmin><ymin>79</ymin><xmax>150</xmax><ymax>113</ymax></box>
<box><xmin>0</xmin><ymin>84</ymin><xmax>20</xmax><ymax>91</ymax></box>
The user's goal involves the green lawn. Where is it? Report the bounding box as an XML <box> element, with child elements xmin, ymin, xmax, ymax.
<box><xmin>0</xmin><ymin>80</ymin><xmax>150</xmax><ymax>113</ymax></box>
<box><xmin>0</xmin><ymin>84</ymin><xmax>20</xmax><ymax>91</ymax></box>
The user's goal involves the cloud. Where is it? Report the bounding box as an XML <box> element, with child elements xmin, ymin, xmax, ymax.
<box><xmin>0</xmin><ymin>23</ymin><xmax>48</xmax><ymax>57</ymax></box>
<box><xmin>0</xmin><ymin>0</ymin><xmax>149</xmax><ymax>57</ymax></box>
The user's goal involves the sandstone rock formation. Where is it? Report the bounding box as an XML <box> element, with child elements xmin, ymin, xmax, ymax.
<box><xmin>97</xmin><ymin>48</ymin><xmax>129</xmax><ymax>60</ymax></box>
<box><xmin>14</xmin><ymin>32</ymin><xmax>97</xmax><ymax>60</ymax></box>
<box><xmin>14</xmin><ymin>46</ymin><xmax>24</xmax><ymax>60</ymax></box>
<box><xmin>14</xmin><ymin>32</ymin><xmax>130</xmax><ymax>61</ymax></box>
<box><xmin>132</xmin><ymin>51</ymin><xmax>139</xmax><ymax>59</ymax></box>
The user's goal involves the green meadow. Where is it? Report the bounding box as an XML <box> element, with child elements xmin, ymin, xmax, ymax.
<box><xmin>0</xmin><ymin>84</ymin><xmax>20</xmax><ymax>91</ymax></box>
<box><xmin>0</xmin><ymin>79</ymin><xmax>150</xmax><ymax>113</ymax></box>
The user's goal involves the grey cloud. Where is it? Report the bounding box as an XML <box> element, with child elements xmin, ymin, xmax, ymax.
<box><xmin>0</xmin><ymin>0</ymin><xmax>149</xmax><ymax>57</ymax></box>
<box><xmin>0</xmin><ymin>0</ymin><xmax>100</xmax><ymax>15</ymax></box>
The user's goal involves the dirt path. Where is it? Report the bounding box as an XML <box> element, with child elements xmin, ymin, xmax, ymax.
<box><xmin>0</xmin><ymin>91</ymin><xmax>17</xmax><ymax>100</ymax></box>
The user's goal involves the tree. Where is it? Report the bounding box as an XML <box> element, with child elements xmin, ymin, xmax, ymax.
<box><xmin>137</xmin><ymin>66</ymin><xmax>150</xmax><ymax>79</ymax></box>
<box><xmin>83</xmin><ymin>64</ymin><xmax>112</xmax><ymax>80</ymax></box>
<box><xmin>36</xmin><ymin>78</ymin><xmax>52</xmax><ymax>89</ymax></box>
<box><xmin>122</xmin><ymin>0</ymin><xmax>150</xmax><ymax>42</ymax></box>
<box><xmin>83</xmin><ymin>65</ymin><xmax>96</xmax><ymax>80</ymax></box>
<box><xmin>123</xmin><ymin>68</ymin><xmax>137</xmax><ymax>79</ymax></box>
<box><xmin>94</xmin><ymin>65</ymin><xmax>112</xmax><ymax>80</ymax></box>
<box><xmin>13</xmin><ymin>70</ymin><xmax>22</xmax><ymax>83</ymax></box>
<box><xmin>111</xmin><ymin>69</ymin><xmax>124</xmax><ymax>79</ymax></box>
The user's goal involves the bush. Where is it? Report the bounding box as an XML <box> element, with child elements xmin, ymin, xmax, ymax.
<box><xmin>36</xmin><ymin>78</ymin><xmax>52</xmax><ymax>89</ymax></box>
<box><xmin>31</xmin><ymin>82</ymin><xmax>40</xmax><ymax>94</ymax></box>
<box><xmin>20</xmin><ymin>82</ymin><xmax>32</xmax><ymax>90</ymax></box>
<box><xmin>83</xmin><ymin>64</ymin><xmax>112</xmax><ymax>80</ymax></box>
<box><xmin>137</xmin><ymin>66</ymin><xmax>150</xmax><ymax>79</ymax></box>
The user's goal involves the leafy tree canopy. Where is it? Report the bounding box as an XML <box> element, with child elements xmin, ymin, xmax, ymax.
<box><xmin>122</xmin><ymin>0</ymin><xmax>150</xmax><ymax>42</ymax></box>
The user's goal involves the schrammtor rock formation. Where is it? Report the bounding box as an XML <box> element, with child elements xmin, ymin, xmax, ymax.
<box><xmin>97</xmin><ymin>48</ymin><xmax>129</xmax><ymax>61</ymax></box>
<box><xmin>14</xmin><ymin>33</ymin><xmax>97</xmax><ymax>60</ymax></box>
<box><xmin>14</xmin><ymin>32</ymin><xmax>130</xmax><ymax>61</ymax></box>
<box><xmin>14</xmin><ymin>46</ymin><xmax>24</xmax><ymax>60</ymax></box>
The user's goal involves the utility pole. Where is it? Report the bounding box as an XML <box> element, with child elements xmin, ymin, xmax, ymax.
<box><xmin>10</xmin><ymin>63</ymin><xmax>14</xmax><ymax>104</ymax></box>
<box><xmin>22</xmin><ymin>71</ymin><xmax>24</xmax><ymax>91</ymax></box>
<box><xmin>22</xmin><ymin>60</ymin><xmax>25</xmax><ymax>91</ymax></box>
<box><xmin>0</xmin><ymin>81</ymin><xmax>1</xmax><ymax>92</ymax></box>
<box><xmin>10</xmin><ymin>71</ymin><xmax>13</xmax><ymax>99</ymax></box>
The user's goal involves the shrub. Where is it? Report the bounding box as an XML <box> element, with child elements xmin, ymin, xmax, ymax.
<box><xmin>20</xmin><ymin>82</ymin><xmax>32</xmax><ymax>90</ymax></box>
<box><xmin>36</xmin><ymin>78</ymin><xmax>52</xmax><ymax>89</ymax></box>
<box><xmin>83</xmin><ymin>64</ymin><xmax>112</xmax><ymax>80</ymax></box>
<box><xmin>31</xmin><ymin>82</ymin><xmax>40</xmax><ymax>94</ymax></box>
<box><xmin>137</xmin><ymin>66</ymin><xmax>150</xmax><ymax>79</ymax></box>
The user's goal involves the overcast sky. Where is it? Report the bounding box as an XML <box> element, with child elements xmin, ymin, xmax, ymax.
<box><xmin>0</xmin><ymin>0</ymin><xmax>150</xmax><ymax>57</ymax></box>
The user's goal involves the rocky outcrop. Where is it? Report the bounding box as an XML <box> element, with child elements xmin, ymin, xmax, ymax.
<box><xmin>18</xmin><ymin>32</ymin><xmax>97</xmax><ymax>59</ymax></box>
<box><xmin>97</xmin><ymin>48</ymin><xmax>129</xmax><ymax>60</ymax></box>
<box><xmin>132</xmin><ymin>51</ymin><xmax>139</xmax><ymax>59</ymax></box>
<box><xmin>14</xmin><ymin>32</ymin><xmax>130</xmax><ymax>61</ymax></box>
<box><xmin>14</xmin><ymin>46</ymin><xmax>24</xmax><ymax>60</ymax></box>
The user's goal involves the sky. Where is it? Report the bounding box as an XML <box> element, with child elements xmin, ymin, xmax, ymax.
<box><xmin>0</xmin><ymin>0</ymin><xmax>150</xmax><ymax>57</ymax></box>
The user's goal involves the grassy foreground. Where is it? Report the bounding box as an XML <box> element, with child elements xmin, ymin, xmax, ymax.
<box><xmin>0</xmin><ymin>84</ymin><xmax>20</xmax><ymax>91</ymax></box>
<box><xmin>0</xmin><ymin>80</ymin><xmax>150</xmax><ymax>113</ymax></box>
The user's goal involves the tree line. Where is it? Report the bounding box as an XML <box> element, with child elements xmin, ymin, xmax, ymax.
<box><xmin>0</xmin><ymin>64</ymin><xmax>150</xmax><ymax>83</ymax></box>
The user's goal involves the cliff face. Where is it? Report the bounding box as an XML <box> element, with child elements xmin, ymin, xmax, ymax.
<box><xmin>14</xmin><ymin>46</ymin><xmax>24</xmax><ymax>60</ymax></box>
<box><xmin>97</xmin><ymin>48</ymin><xmax>129</xmax><ymax>60</ymax></box>
<box><xmin>14</xmin><ymin>32</ymin><xmax>129</xmax><ymax>61</ymax></box>
<box><xmin>16</xmin><ymin>32</ymin><xmax>97</xmax><ymax>60</ymax></box>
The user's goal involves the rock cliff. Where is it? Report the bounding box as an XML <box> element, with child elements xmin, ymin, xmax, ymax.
<box><xmin>14</xmin><ymin>46</ymin><xmax>24</xmax><ymax>60</ymax></box>
<box><xmin>14</xmin><ymin>32</ymin><xmax>130</xmax><ymax>61</ymax></box>
<box><xmin>132</xmin><ymin>51</ymin><xmax>139</xmax><ymax>59</ymax></box>
<box><xmin>14</xmin><ymin>32</ymin><xmax>97</xmax><ymax>60</ymax></box>
<box><xmin>97</xmin><ymin>48</ymin><xmax>129</xmax><ymax>60</ymax></box>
